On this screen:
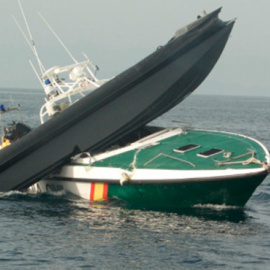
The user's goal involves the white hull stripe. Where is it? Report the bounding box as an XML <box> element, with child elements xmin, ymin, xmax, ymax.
<box><xmin>45</xmin><ymin>167</ymin><xmax>268</xmax><ymax>184</ymax></box>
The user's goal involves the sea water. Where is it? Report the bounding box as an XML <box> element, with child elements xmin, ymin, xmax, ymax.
<box><xmin>0</xmin><ymin>88</ymin><xmax>270</xmax><ymax>269</ymax></box>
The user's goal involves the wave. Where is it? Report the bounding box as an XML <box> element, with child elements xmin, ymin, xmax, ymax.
<box><xmin>250</xmin><ymin>191</ymin><xmax>270</xmax><ymax>203</ymax></box>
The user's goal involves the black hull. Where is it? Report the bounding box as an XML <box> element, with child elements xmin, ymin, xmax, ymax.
<box><xmin>0</xmin><ymin>8</ymin><xmax>235</xmax><ymax>191</ymax></box>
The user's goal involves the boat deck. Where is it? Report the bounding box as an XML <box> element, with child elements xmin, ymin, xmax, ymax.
<box><xmin>91</xmin><ymin>129</ymin><xmax>269</xmax><ymax>171</ymax></box>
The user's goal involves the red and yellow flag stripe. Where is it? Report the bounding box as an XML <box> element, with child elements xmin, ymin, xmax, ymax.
<box><xmin>90</xmin><ymin>183</ymin><xmax>108</xmax><ymax>201</ymax></box>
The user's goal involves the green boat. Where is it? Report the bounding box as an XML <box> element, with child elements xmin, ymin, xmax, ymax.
<box><xmin>29</xmin><ymin>127</ymin><xmax>270</xmax><ymax>210</ymax></box>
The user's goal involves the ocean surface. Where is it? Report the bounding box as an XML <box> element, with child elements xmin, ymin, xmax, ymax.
<box><xmin>0</xmin><ymin>88</ymin><xmax>270</xmax><ymax>269</ymax></box>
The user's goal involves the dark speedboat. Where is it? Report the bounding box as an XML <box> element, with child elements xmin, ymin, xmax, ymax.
<box><xmin>0</xmin><ymin>104</ymin><xmax>31</xmax><ymax>151</ymax></box>
<box><xmin>0</xmin><ymin>8</ymin><xmax>235</xmax><ymax>191</ymax></box>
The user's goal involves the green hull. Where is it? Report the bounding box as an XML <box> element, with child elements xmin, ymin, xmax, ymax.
<box><xmin>40</xmin><ymin>128</ymin><xmax>270</xmax><ymax>210</ymax></box>
<box><xmin>108</xmin><ymin>173</ymin><xmax>267</xmax><ymax>209</ymax></box>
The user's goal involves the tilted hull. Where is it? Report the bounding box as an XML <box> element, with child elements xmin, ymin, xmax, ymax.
<box><xmin>0</xmin><ymin>9</ymin><xmax>235</xmax><ymax>191</ymax></box>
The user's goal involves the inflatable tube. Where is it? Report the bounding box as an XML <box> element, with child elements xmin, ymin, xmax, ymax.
<box><xmin>0</xmin><ymin>8</ymin><xmax>235</xmax><ymax>191</ymax></box>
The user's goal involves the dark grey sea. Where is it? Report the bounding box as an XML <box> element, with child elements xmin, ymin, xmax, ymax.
<box><xmin>0</xmin><ymin>88</ymin><xmax>270</xmax><ymax>269</ymax></box>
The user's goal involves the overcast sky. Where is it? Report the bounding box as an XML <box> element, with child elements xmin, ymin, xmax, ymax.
<box><xmin>0</xmin><ymin>0</ymin><xmax>269</xmax><ymax>96</ymax></box>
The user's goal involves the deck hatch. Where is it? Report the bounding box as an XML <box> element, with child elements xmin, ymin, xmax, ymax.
<box><xmin>197</xmin><ymin>148</ymin><xmax>223</xmax><ymax>158</ymax></box>
<box><xmin>173</xmin><ymin>144</ymin><xmax>200</xmax><ymax>153</ymax></box>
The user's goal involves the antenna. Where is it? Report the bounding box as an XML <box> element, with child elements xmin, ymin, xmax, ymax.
<box><xmin>9</xmin><ymin>95</ymin><xmax>24</xmax><ymax>122</ymax></box>
<box><xmin>12</xmin><ymin>15</ymin><xmax>34</xmax><ymax>53</ymax></box>
<box><xmin>29</xmin><ymin>60</ymin><xmax>44</xmax><ymax>86</ymax></box>
<box><xmin>17</xmin><ymin>0</ymin><xmax>45</xmax><ymax>74</ymax></box>
<box><xmin>13</xmin><ymin>15</ymin><xmax>46</xmax><ymax>73</ymax></box>
<box><xmin>82</xmin><ymin>52</ymin><xmax>98</xmax><ymax>81</ymax></box>
<box><xmin>38</xmin><ymin>12</ymin><xmax>78</xmax><ymax>64</ymax></box>
<box><xmin>9</xmin><ymin>95</ymin><xmax>15</xmax><ymax>106</ymax></box>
